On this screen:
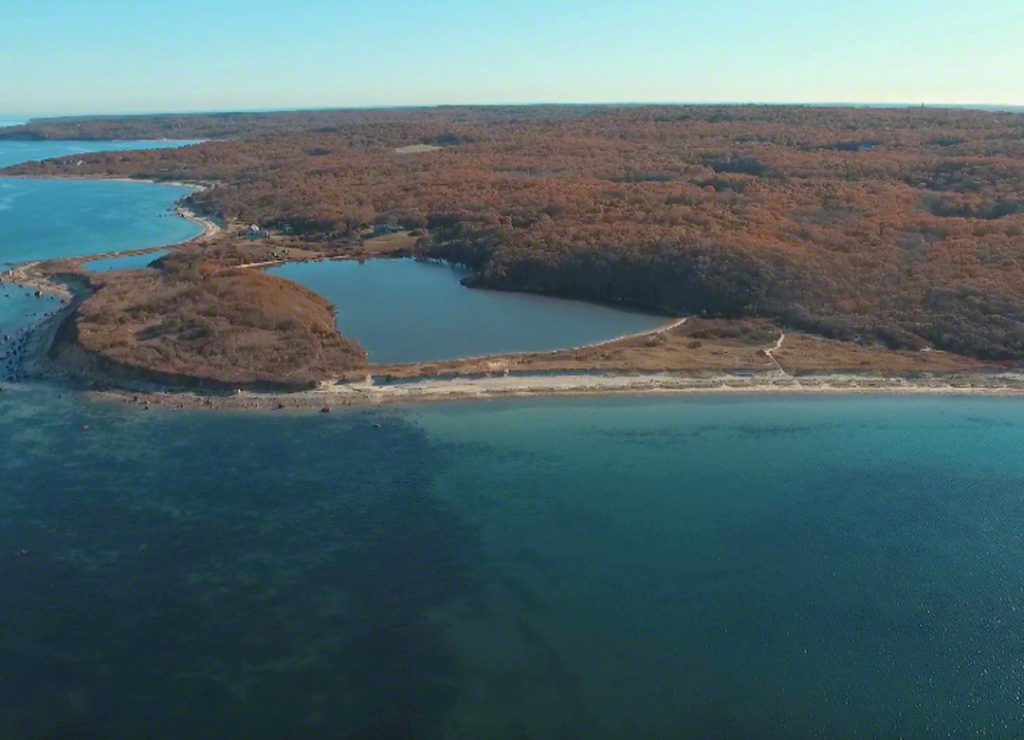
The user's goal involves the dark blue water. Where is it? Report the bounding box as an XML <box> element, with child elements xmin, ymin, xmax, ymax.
<box><xmin>2</xmin><ymin>392</ymin><xmax>1024</xmax><ymax>737</ymax></box>
<box><xmin>85</xmin><ymin>251</ymin><xmax>167</xmax><ymax>273</ymax></box>
<box><xmin>270</xmin><ymin>259</ymin><xmax>666</xmax><ymax>363</ymax></box>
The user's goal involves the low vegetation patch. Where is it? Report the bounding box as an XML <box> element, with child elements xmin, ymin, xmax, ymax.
<box><xmin>55</xmin><ymin>249</ymin><xmax>366</xmax><ymax>389</ymax></box>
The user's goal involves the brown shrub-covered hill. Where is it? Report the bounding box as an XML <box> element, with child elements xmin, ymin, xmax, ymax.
<box><xmin>51</xmin><ymin>247</ymin><xmax>367</xmax><ymax>389</ymax></box>
<box><xmin>8</xmin><ymin>104</ymin><xmax>1024</xmax><ymax>361</ymax></box>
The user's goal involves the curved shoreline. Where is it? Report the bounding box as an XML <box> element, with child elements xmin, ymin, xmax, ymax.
<box><xmin>2</xmin><ymin>175</ymin><xmax>1021</xmax><ymax>410</ymax></box>
<box><xmin>8</xmin><ymin>250</ymin><xmax>1024</xmax><ymax>411</ymax></box>
<box><xmin>0</xmin><ymin>183</ymin><xmax>221</xmax><ymax>384</ymax></box>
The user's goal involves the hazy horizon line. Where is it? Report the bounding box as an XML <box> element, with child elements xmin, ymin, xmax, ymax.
<box><xmin>4</xmin><ymin>100</ymin><xmax>1024</xmax><ymax>121</ymax></box>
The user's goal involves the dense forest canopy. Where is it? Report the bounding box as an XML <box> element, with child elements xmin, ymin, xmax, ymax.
<box><xmin>5</xmin><ymin>105</ymin><xmax>1024</xmax><ymax>360</ymax></box>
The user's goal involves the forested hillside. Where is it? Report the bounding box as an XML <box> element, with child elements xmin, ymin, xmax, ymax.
<box><xmin>6</xmin><ymin>105</ymin><xmax>1024</xmax><ymax>360</ymax></box>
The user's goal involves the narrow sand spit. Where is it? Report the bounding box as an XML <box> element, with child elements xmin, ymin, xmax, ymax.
<box><xmin>91</xmin><ymin>370</ymin><xmax>1024</xmax><ymax>412</ymax></box>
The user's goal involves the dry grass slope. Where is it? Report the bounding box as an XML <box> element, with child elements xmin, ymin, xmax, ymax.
<box><xmin>57</xmin><ymin>252</ymin><xmax>366</xmax><ymax>389</ymax></box>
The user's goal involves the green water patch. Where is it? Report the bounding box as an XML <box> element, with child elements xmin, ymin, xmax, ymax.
<box><xmin>413</xmin><ymin>396</ymin><xmax>1024</xmax><ymax>736</ymax></box>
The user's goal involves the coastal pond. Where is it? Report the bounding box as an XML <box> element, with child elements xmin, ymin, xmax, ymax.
<box><xmin>269</xmin><ymin>258</ymin><xmax>667</xmax><ymax>363</ymax></box>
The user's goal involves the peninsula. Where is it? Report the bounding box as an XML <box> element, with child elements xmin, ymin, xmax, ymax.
<box><xmin>2</xmin><ymin>105</ymin><xmax>1023</xmax><ymax>406</ymax></box>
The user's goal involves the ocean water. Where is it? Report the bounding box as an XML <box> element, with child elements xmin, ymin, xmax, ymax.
<box><xmin>2</xmin><ymin>392</ymin><xmax>1024</xmax><ymax>736</ymax></box>
<box><xmin>0</xmin><ymin>139</ymin><xmax>201</xmax><ymax>266</ymax></box>
<box><xmin>270</xmin><ymin>259</ymin><xmax>666</xmax><ymax>362</ymax></box>
<box><xmin>84</xmin><ymin>251</ymin><xmax>168</xmax><ymax>272</ymax></box>
<box><xmin>0</xmin><ymin>178</ymin><xmax>199</xmax><ymax>264</ymax></box>
<box><xmin>0</xmin><ymin>139</ymin><xmax>202</xmax><ymax>169</ymax></box>
<box><xmin>0</xmin><ymin>285</ymin><xmax>59</xmax><ymax>333</ymax></box>
<box><xmin>0</xmin><ymin>286</ymin><xmax>59</xmax><ymax>380</ymax></box>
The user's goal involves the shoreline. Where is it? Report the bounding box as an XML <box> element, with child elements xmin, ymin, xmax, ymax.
<box><xmin>7</xmin><ymin>252</ymin><xmax>1020</xmax><ymax>411</ymax></box>
<box><xmin>2</xmin><ymin>173</ymin><xmax>1019</xmax><ymax>411</ymax></box>
<box><xmin>88</xmin><ymin>370</ymin><xmax>1024</xmax><ymax>412</ymax></box>
<box><xmin>0</xmin><ymin>189</ymin><xmax>220</xmax><ymax>382</ymax></box>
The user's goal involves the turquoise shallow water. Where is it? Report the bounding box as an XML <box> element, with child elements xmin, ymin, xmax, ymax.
<box><xmin>270</xmin><ymin>259</ymin><xmax>667</xmax><ymax>363</ymax></box>
<box><xmin>0</xmin><ymin>287</ymin><xmax>59</xmax><ymax>380</ymax></box>
<box><xmin>0</xmin><ymin>178</ymin><xmax>200</xmax><ymax>265</ymax></box>
<box><xmin>0</xmin><ymin>139</ymin><xmax>201</xmax><ymax>266</ymax></box>
<box><xmin>2</xmin><ymin>392</ymin><xmax>1024</xmax><ymax>736</ymax></box>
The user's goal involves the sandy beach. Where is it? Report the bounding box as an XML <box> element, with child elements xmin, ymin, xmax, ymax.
<box><xmin>86</xmin><ymin>368</ymin><xmax>1024</xmax><ymax>412</ymax></box>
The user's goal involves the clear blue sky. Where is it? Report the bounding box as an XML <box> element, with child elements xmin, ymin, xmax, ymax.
<box><xmin>2</xmin><ymin>0</ymin><xmax>1022</xmax><ymax>115</ymax></box>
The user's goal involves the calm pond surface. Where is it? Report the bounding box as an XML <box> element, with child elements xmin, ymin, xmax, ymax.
<box><xmin>270</xmin><ymin>258</ymin><xmax>667</xmax><ymax>363</ymax></box>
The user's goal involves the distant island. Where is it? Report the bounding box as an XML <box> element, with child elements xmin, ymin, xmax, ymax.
<box><xmin>3</xmin><ymin>104</ymin><xmax>1024</xmax><ymax>406</ymax></box>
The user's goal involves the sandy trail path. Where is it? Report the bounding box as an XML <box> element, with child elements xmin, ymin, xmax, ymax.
<box><xmin>764</xmin><ymin>332</ymin><xmax>787</xmax><ymax>374</ymax></box>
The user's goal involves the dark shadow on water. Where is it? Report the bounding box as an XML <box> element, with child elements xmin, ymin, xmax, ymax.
<box><xmin>0</xmin><ymin>399</ymin><xmax>481</xmax><ymax>738</ymax></box>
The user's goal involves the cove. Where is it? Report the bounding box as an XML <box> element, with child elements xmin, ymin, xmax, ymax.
<box><xmin>269</xmin><ymin>258</ymin><xmax>667</xmax><ymax>363</ymax></box>
<box><xmin>0</xmin><ymin>178</ymin><xmax>199</xmax><ymax>265</ymax></box>
<box><xmin>0</xmin><ymin>139</ymin><xmax>202</xmax><ymax>266</ymax></box>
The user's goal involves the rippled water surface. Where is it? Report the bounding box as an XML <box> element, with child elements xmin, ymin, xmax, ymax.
<box><xmin>2</xmin><ymin>393</ymin><xmax>1024</xmax><ymax>736</ymax></box>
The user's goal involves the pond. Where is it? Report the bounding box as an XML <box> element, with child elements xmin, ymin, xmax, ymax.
<box><xmin>269</xmin><ymin>258</ymin><xmax>668</xmax><ymax>364</ymax></box>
